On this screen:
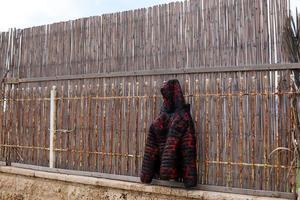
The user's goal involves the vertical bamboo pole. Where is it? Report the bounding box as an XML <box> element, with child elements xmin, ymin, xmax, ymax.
<box><xmin>49</xmin><ymin>86</ymin><xmax>57</xmax><ymax>168</ymax></box>
<box><xmin>6</xmin><ymin>85</ymin><xmax>12</xmax><ymax>165</ymax></box>
<box><xmin>37</xmin><ymin>87</ymin><xmax>42</xmax><ymax>165</ymax></box>
<box><xmin>290</xmin><ymin>73</ymin><xmax>297</xmax><ymax>193</ymax></box>
<box><xmin>153</xmin><ymin>81</ymin><xmax>157</xmax><ymax>120</ymax></box>
<box><xmin>0</xmin><ymin>82</ymin><xmax>5</xmax><ymax>160</ymax></box>
<box><xmin>101</xmin><ymin>83</ymin><xmax>107</xmax><ymax>172</ymax></box>
<box><xmin>194</xmin><ymin>79</ymin><xmax>200</xmax><ymax>180</ymax></box>
<box><xmin>142</xmin><ymin>81</ymin><xmax>148</xmax><ymax>171</ymax></box>
<box><xmin>276</xmin><ymin>74</ymin><xmax>281</xmax><ymax>190</ymax></box>
<box><xmin>31</xmin><ymin>87</ymin><xmax>36</xmax><ymax>163</ymax></box>
<box><xmin>79</xmin><ymin>85</ymin><xmax>85</xmax><ymax>169</ymax></box>
<box><xmin>109</xmin><ymin>83</ymin><xmax>115</xmax><ymax>174</ymax></box>
<box><xmin>135</xmin><ymin>82</ymin><xmax>140</xmax><ymax>176</ymax></box>
<box><xmin>94</xmin><ymin>84</ymin><xmax>100</xmax><ymax>171</ymax></box>
<box><xmin>263</xmin><ymin>75</ymin><xmax>269</xmax><ymax>190</ymax></box>
<box><xmin>239</xmin><ymin>76</ymin><xmax>244</xmax><ymax>188</ymax></box>
<box><xmin>250</xmin><ymin>76</ymin><xmax>256</xmax><ymax>188</ymax></box>
<box><xmin>72</xmin><ymin>85</ymin><xmax>77</xmax><ymax>169</ymax></box>
<box><xmin>118</xmin><ymin>82</ymin><xmax>123</xmax><ymax>174</ymax></box>
<box><xmin>126</xmin><ymin>82</ymin><xmax>131</xmax><ymax>174</ymax></box>
<box><xmin>216</xmin><ymin>78</ymin><xmax>221</xmax><ymax>185</ymax></box>
<box><xmin>185</xmin><ymin>79</ymin><xmax>191</xmax><ymax>104</ymax></box>
<box><xmin>43</xmin><ymin>87</ymin><xmax>48</xmax><ymax>166</ymax></box>
<box><xmin>204</xmin><ymin>78</ymin><xmax>209</xmax><ymax>184</ymax></box>
<box><xmin>59</xmin><ymin>85</ymin><xmax>64</xmax><ymax>168</ymax></box>
<box><xmin>66</xmin><ymin>85</ymin><xmax>72</xmax><ymax>169</ymax></box>
<box><xmin>24</xmin><ymin>87</ymin><xmax>30</xmax><ymax>164</ymax></box>
<box><xmin>227</xmin><ymin>78</ymin><xmax>233</xmax><ymax>187</ymax></box>
<box><xmin>87</xmin><ymin>84</ymin><xmax>92</xmax><ymax>170</ymax></box>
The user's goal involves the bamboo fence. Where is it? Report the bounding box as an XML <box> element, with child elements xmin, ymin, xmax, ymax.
<box><xmin>0</xmin><ymin>0</ymin><xmax>295</xmax><ymax>194</ymax></box>
<box><xmin>0</xmin><ymin>68</ymin><xmax>296</xmax><ymax>192</ymax></box>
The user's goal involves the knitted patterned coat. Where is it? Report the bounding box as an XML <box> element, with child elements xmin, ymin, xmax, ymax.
<box><xmin>141</xmin><ymin>79</ymin><xmax>197</xmax><ymax>188</ymax></box>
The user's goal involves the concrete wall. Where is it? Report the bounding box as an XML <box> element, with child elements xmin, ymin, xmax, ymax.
<box><xmin>0</xmin><ymin>172</ymin><xmax>186</xmax><ymax>200</ymax></box>
<box><xmin>0</xmin><ymin>166</ymin><xmax>291</xmax><ymax>200</ymax></box>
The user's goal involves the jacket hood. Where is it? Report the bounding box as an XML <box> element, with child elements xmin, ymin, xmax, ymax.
<box><xmin>160</xmin><ymin>79</ymin><xmax>186</xmax><ymax>113</ymax></box>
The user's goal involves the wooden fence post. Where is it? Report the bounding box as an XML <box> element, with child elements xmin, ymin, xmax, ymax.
<box><xmin>49</xmin><ymin>86</ymin><xmax>57</xmax><ymax>168</ymax></box>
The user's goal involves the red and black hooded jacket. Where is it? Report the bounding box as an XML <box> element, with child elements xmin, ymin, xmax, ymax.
<box><xmin>141</xmin><ymin>79</ymin><xmax>197</xmax><ymax>188</ymax></box>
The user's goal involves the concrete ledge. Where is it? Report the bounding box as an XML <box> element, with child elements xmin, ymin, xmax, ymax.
<box><xmin>0</xmin><ymin>166</ymin><xmax>292</xmax><ymax>200</ymax></box>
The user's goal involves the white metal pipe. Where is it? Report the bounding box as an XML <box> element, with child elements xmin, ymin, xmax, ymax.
<box><xmin>49</xmin><ymin>86</ymin><xmax>57</xmax><ymax>168</ymax></box>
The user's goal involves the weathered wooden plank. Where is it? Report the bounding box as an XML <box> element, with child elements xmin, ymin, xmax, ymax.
<box><xmin>5</xmin><ymin>64</ymin><xmax>300</xmax><ymax>84</ymax></box>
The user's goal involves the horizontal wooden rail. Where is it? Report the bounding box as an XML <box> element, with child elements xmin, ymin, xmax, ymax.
<box><xmin>4</xmin><ymin>63</ymin><xmax>300</xmax><ymax>84</ymax></box>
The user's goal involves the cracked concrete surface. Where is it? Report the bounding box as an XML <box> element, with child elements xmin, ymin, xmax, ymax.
<box><xmin>0</xmin><ymin>166</ymin><xmax>291</xmax><ymax>200</ymax></box>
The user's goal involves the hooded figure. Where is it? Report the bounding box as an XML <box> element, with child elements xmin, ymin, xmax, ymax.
<box><xmin>141</xmin><ymin>79</ymin><xmax>197</xmax><ymax>188</ymax></box>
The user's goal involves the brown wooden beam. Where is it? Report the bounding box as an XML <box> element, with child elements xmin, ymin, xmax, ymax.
<box><xmin>5</xmin><ymin>63</ymin><xmax>300</xmax><ymax>84</ymax></box>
